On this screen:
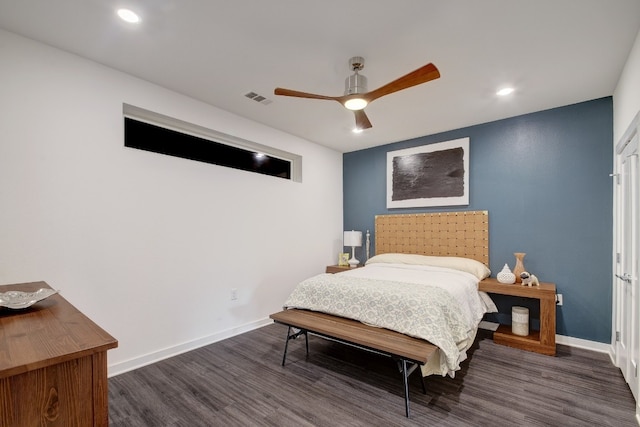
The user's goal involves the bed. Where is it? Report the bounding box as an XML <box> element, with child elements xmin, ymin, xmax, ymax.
<box><xmin>270</xmin><ymin>210</ymin><xmax>495</xmax><ymax>416</ymax></box>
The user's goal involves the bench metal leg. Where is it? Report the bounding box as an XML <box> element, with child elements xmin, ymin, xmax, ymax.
<box><xmin>305</xmin><ymin>329</ymin><xmax>309</xmax><ymax>356</ymax></box>
<box><xmin>397</xmin><ymin>358</ymin><xmax>425</xmax><ymax>417</ymax></box>
<box><xmin>281</xmin><ymin>326</ymin><xmax>308</xmax><ymax>366</ymax></box>
<box><xmin>282</xmin><ymin>326</ymin><xmax>291</xmax><ymax>366</ymax></box>
<box><xmin>277</xmin><ymin>321</ymin><xmax>425</xmax><ymax>418</ymax></box>
<box><xmin>401</xmin><ymin>359</ymin><xmax>410</xmax><ymax>418</ymax></box>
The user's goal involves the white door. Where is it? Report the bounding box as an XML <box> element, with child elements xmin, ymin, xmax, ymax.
<box><xmin>615</xmin><ymin>114</ymin><xmax>639</xmax><ymax>401</ymax></box>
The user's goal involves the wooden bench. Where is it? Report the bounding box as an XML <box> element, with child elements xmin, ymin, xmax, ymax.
<box><xmin>269</xmin><ymin>309</ymin><xmax>437</xmax><ymax>418</ymax></box>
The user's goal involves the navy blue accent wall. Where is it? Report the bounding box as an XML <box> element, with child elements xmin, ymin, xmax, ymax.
<box><xmin>343</xmin><ymin>97</ymin><xmax>613</xmax><ymax>343</ymax></box>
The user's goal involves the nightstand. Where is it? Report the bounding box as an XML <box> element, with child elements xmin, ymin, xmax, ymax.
<box><xmin>326</xmin><ymin>265</ymin><xmax>361</xmax><ymax>274</ymax></box>
<box><xmin>478</xmin><ymin>277</ymin><xmax>557</xmax><ymax>355</ymax></box>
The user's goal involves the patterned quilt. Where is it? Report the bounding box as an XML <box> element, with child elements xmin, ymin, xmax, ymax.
<box><xmin>283</xmin><ymin>265</ymin><xmax>486</xmax><ymax>376</ymax></box>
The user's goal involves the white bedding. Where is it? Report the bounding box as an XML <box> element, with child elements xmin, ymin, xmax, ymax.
<box><xmin>283</xmin><ymin>261</ymin><xmax>496</xmax><ymax>377</ymax></box>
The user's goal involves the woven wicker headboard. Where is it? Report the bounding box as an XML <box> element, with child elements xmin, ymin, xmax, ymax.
<box><xmin>374</xmin><ymin>210</ymin><xmax>489</xmax><ymax>266</ymax></box>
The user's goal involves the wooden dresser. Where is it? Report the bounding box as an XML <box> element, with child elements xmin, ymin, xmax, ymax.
<box><xmin>0</xmin><ymin>281</ymin><xmax>118</xmax><ymax>426</ymax></box>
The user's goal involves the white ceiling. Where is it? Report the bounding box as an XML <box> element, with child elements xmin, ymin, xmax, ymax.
<box><xmin>1</xmin><ymin>1</ymin><xmax>639</xmax><ymax>153</ymax></box>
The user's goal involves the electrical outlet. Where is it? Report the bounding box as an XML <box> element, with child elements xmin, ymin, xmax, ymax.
<box><xmin>556</xmin><ymin>294</ymin><xmax>563</xmax><ymax>306</ymax></box>
<box><xmin>230</xmin><ymin>288</ymin><xmax>238</xmax><ymax>301</ymax></box>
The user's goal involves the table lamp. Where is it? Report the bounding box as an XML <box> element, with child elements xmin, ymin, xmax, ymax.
<box><xmin>343</xmin><ymin>230</ymin><xmax>363</xmax><ymax>268</ymax></box>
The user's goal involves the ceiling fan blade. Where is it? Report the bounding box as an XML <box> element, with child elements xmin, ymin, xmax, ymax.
<box><xmin>274</xmin><ymin>87</ymin><xmax>340</xmax><ymax>101</ymax></box>
<box><xmin>364</xmin><ymin>63</ymin><xmax>440</xmax><ymax>103</ymax></box>
<box><xmin>354</xmin><ymin>110</ymin><xmax>372</xmax><ymax>130</ymax></box>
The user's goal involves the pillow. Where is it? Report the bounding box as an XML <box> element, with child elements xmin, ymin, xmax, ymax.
<box><xmin>366</xmin><ymin>253</ymin><xmax>491</xmax><ymax>280</ymax></box>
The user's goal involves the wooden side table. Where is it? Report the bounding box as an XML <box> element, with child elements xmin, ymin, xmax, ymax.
<box><xmin>478</xmin><ymin>277</ymin><xmax>557</xmax><ymax>355</ymax></box>
<box><xmin>326</xmin><ymin>265</ymin><xmax>362</xmax><ymax>273</ymax></box>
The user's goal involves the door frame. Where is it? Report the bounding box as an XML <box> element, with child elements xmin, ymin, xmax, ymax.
<box><xmin>612</xmin><ymin>109</ymin><xmax>640</xmax><ymax>412</ymax></box>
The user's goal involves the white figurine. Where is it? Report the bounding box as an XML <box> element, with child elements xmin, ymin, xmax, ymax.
<box><xmin>520</xmin><ymin>271</ymin><xmax>540</xmax><ymax>286</ymax></box>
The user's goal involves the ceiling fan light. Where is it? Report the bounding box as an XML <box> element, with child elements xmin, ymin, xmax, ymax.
<box><xmin>344</xmin><ymin>98</ymin><xmax>368</xmax><ymax>110</ymax></box>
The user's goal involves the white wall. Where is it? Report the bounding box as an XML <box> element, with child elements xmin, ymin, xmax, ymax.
<box><xmin>0</xmin><ymin>30</ymin><xmax>343</xmax><ymax>375</ymax></box>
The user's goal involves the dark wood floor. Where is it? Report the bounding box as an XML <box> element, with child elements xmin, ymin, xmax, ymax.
<box><xmin>109</xmin><ymin>323</ymin><xmax>637</xmax><ymax>426</ymax></box>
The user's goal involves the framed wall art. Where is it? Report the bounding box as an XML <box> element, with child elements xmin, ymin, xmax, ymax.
<box><xmin>386</xmin><ymin>137</ymin><xmax>469</xmax><ymax>208</ymax></box>
<box><xmin>338</xmin><ymin>252</ymin><xmax>350</xmax><ymax>266</ymax></box>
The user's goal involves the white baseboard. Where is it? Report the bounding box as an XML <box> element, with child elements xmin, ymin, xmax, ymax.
<box><xmin>555</xmin><ymin>334</ymin><xmax>612</xmax><ymax>354</ymax></box>
<box><xmin>478</xmin><ymin>320</ymin><xmax>499</xmax><ymax>331</ymax></box>
<box><xmin>108</xmin><ymin>317</ymin><xmax>273</xmax><ymax>377</ymax></box>
<box><xmin>108</xmin><ymin>319</ymin><xmax>615</xmax><ymax>377</ymax></box>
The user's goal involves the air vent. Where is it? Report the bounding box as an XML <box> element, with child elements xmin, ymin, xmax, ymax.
<box><xmin>244</xmin><ymin>91</ymin><xmax>273</xmax><ymax>105</ymax></box>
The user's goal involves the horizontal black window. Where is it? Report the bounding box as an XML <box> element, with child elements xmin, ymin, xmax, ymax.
<box><xmin>125</xmin><ymin>117</ymin><xmax>291</xmax><ymax>179</ymax></box>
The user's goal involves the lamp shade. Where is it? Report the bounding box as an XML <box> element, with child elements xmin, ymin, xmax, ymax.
<box><xmin>343</xmin><ymin>230</ymin><xmax>363</xmax><ymax>247</ymax></box>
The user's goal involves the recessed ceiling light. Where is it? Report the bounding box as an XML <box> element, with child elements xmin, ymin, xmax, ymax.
<box><xmin>352</xmin><ymin>127</ymin><xmax>363</xmax><ymax>134</ymax></box>
<box><xmin>117</xmin><ymin>8</ymin><xmax>140</xmax><ymax>23</ymax></box>
<box><xmin>496</xmin><ymin>87</ymin><xmax>514</xmax><ymax>96</ymax></box>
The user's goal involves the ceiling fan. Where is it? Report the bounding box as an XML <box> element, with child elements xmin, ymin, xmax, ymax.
<box><xmin>274</xmin><ymin>56</ymin><xmax>440</xmax><ymax>130</ymax></box>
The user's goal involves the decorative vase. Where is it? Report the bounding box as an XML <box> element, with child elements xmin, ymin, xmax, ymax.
<box><xmin>496</xmin><ymin>264</ymin><xmax>516</xmax><ymax>284</ymax></box>
<box><xmin>513</xmin><ymin>252</ymin><xmax>526</xmax><ymax>283</ymax></box>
